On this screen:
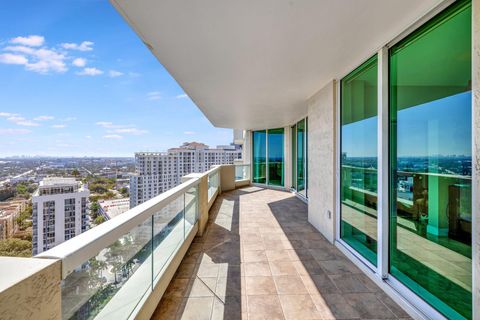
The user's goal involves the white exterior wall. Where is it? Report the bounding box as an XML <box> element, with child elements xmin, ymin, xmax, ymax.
<box><xmin>32</xmin><ymin>188</ymin><xmax>89</xmax><ymax>255</ymax></box>
<box><xmin>306</xmin><ymin>81</ymin><xmax>337</xmax><ymax>243</ymax></box>
<box><xmin>131</xmin><ymin>148</ymin><xmax>241</xmax><ymax>207</ymax></box>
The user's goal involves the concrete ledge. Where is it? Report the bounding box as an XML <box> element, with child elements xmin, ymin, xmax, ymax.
<box><xmin>0</xmin><ymin>257</ymin><xmax>61</xmax><ymax>320</ymax></box>
<box><xmin>235</xmin><ymin>179</ymin><xmax>251</xmax><ymax>188</ymax></box>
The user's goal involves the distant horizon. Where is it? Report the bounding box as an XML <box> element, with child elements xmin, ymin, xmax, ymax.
<box><xmin>0</xmin><ymin>1</ymin><xmax>233</xmax><ymax>157</ymax></box>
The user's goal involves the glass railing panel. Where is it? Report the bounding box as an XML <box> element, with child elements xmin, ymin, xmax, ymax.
<box><xmin>184</xmin><ymin>186</ymin><xmax>198</xmax><ymax>235</ymax></box>
<box><xmin>61</xmin><ymin>218</ymin><xmax>153</xmax><ymax>320</ymax></box>
<box><xmin>152</xmin><ymin>193</ymin><xmax>185</xmax><ymax>284</ymax></box>
<box><xmin>208</xmin><ymin>171</ymin><xmax>219</xmax><ymax>202</ymax></box>
<box><xmin>58</xmin><ymin>180</ymin><xmax>201</xmax><ymax>320</ymax></box>
<box><xmin>235</xmin><ymin>164</ymin><xmax>250</xmax><ymax>181</ymax></box>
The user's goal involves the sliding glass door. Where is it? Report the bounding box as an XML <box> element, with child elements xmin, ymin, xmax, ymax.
<box><xmin>291</xmin><ymin>118</ymin><xmax>308</xmax><ymax>197</ymax></box>
<box><xmin>252</xmin><ymin>128</ymin><xmax>284</xmax><ymax>186</ymax></box>
<box><xmin>340</xmin><ymin>55</ymin><xmax>378</xmax><ymax>266</ymax></box>
<box><xmin>297</xmin><ymin>119</ymin><xmax>306</xmax><ymax>196</ymax></box>
<box><xmin>268</xmin><ymin>128</ymin><xmax>285</xmax><ymax>186</ymax></box>
<box><xmin>252</xmin><ymin>130</ymin><xmax>267</xmax><ymax>184</ymax></box>
<box><xmin>389</xmin><ymin>1</ymin><xmax>472</xmax><ymax>318</ymax></box>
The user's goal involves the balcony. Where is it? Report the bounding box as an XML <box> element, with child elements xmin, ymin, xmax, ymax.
<box><xmin>0</xmin><ymin>164</ymin><xmax>408</xmax><ymax>319</ymax></box>
<box><xmin>152</xmin><ymin>187</ymin><xmax>408</xmax><ymax>320</ymax></box>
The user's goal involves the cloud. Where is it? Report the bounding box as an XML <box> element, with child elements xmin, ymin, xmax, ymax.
<box><xmin>33</xmin><ymin>115</ymin><xmax>54</xmax><ymax>121</ymax></box>
<box><xmin>176</xmin><ymin>94</ymin><xmax>188</xmax><ymax>99</ymax></box>
<box><xmin>147</xmin><ymin>91</ymin><xmax>161</xmax><ymax>100</ymax></box>
<box><xmin>62</xmin><ymin>117</ymin><xmax>76</xmax><ymax>122</ymax></box>
<box><xmin>72</xmin><ymin>58</ymin><xmax>86</xmax><ymax>67</ymax></box>
<box><xmin>0</xmin><ymin>128</ymin><xmax>32</xmax><ymax>135</ymax></box>
<box><xmin>51</xmin><ymin>124</ymin><xmax>66</xmax><ymax>129</ymax></box>
<box><xmin>61</xmin><ymin>41</ymin><xmax>94</xmax><ymax>52</ymax></box>
<box><xmin>85</xmin><ymin>135</ymin><xmax>92</xmax><ymax>139</ymax></box>
<box><xmin>96</xmin><ymin>121</ymin><xmax>117</xmax><ymax>128</ymax></box>
<box><xmin>96</xmin><ymin>121</ymin><xmax>147</xmax><ymax>136</ymax></box>
<box><xmin>76</xmin><ymin>67</ymin><xmax>103</xmax><ymax>76</ymax></box>
<box><xmin>103</xmin><ymin>134</ymin><xmax>123</xmax><ymax>139</ymax></box>
<box><xmin>7</xmin><ymin>116</ymin><xmax>39</xmax><ymax>127</ymax></box>
<box><xmin>108</xmin><ymin>70</ymin><xmax>123</xmax><ymax>78</ymax></box>
<box><xmin>0</xmin><ymin>53</ymin><xmax>28</xmax><ymax>65</ymax></box>
<box><xmin>0</xmin><ymin>112</ymin><xmax>18</xmax><ymax>117</ymax></box>
<box><xmin>2</xmin><ymin>44</ymin><xmax>67</xmax><ymax>73</ymax></box>
<box><xmin>109</xmin><ymin>128</ymin><xmax>147</xmax><ymax>135</ymax></box>
<box><xmin>184</xmin><ymin>131</ymin><xmax>196</xmax><ymax>135</ymax></box>
<box><xmin>10</xmin><ymin>35</ymin><xmax>44</xmax><ymax>47</ymax></box>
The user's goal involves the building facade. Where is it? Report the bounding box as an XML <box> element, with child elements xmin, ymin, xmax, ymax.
<box><xmin>32</xmin><ymin>177</ymin><xmax>89</xmax><ymax>255</ymax></box>
<box><xmin>130</xmin><ymin>142</ymin><xmax>241</xmax><ymax>207</ymax></box>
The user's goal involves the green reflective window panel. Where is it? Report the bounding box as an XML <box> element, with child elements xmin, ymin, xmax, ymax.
<box><xmin>268</xmin><ymin>128</ymin><xmax>284</xmax><ymax>186</ymax></box>
<box><xmin>297</xmin><ymin>119</ymin><xmax>305</xmax><ymax>193</ymax></box>
<box><xmin>253</xmin><ymin>130</ymin><xmax>266</xmax><ymax>184</ymax></box>
<box><xmin>340</xmin><ymin>55</ymin><xmax>378</xmax><ymax>266</ymax></box>
<box><xmin>291</xmin><ymin>124</ymin><xmax>297</xmax><ymax>189</ymax></box>
<box><xmin>389</xmin><ymin>1</ymin><xmax>472</xmax><ymax>318</ymax></box>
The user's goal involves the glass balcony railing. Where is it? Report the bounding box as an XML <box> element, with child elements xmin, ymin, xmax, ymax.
<box><xmin>235</xmin><ymin>164</ymin><xmax>250</xmax><ymax>181</ymax></box>
<box><xmin>35</xmin><ymin>172</ymin><xmax>208</xmax><ymax>320</ymax></box>
<box><xmin>207</xmin><ymin>169</ymin><xmax>220</xmax><ymax>202</ymax></box>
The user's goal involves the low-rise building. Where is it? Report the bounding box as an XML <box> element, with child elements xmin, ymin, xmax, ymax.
<box><xmin>98</xmin><ymin>198</ymin><xmax>130</xmax><ymax>220</ymax></box>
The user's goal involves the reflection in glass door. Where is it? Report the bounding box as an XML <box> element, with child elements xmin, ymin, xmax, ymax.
<box><xmin>252</xmin><ymin>130</ymin><xmax>266</xmax><ymax>184</ymax></box>
<box><xmin>297</xmin><ymin>119</ymin><xmax>306</xmax><ymax>197</ymax></box>
<box><xmin>268</xmin><ymin>128</ymin><xmax>285</xmax><ymax>186</ymax></box>
<box><xmin>389</xmin><ymin>1</ymin><xmax>472</xmax><ymax>318</ymax></box>
<box><xmin>252</xmin><ymin>128</ymin><xmax>284</xmax><ymax>186</ymax></box>
<box><xmin>340</xmin><ymin>55</ymin><xmax>378</xmax><ymax>266</ymax></box>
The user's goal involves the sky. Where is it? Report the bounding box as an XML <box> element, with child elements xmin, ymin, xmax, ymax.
<box><xmin>0</xmin><ymin>0</ymin><xmax>233</xmax><ymax>157</ymax></box>
<box><xmin>342</xmin><ymin>91</ymin><xmax>471</xmax><ymax>158</ymax></box>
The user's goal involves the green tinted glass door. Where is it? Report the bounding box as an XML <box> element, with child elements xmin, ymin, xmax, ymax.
<box><xmin>268</xmin><ymin>128</ymin><xmax>284</xmax><ymax>186</ymax></box>
<box><xmin>253</xmin><ymin>130</ymin><xmax>267</xmax><ymax>184</ymax></box>
<box><xmin>340</xmin><ymin>55</ymin><xmax>378</xmax><ymax>266</ymax></box>
<box><xmin>297</xmin><ymin>119</ymin><xmax>305</xmax><ymax>193</ymax></box>
<box><xmin>291</xmin><ymin>124</ymin><xmax>297</xmax><ymax>189</ymax></box>
<box><xmin>389</xmin><ymin>1</ymin><xmax>472</xmax><ymax>318</ymax></box>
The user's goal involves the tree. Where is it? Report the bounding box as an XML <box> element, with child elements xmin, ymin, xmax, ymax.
<box><xmin>71</xmin><ymin>169</ymin><xmax>80</xmax><ymax>177</ymax></box>
<box><xmin>119</xmin><ymin>187</ymin><xmax>129</xmax><ymax>198</ymax></box>
<box><xmin>16</xmin><ymin>204</ymin><xmax>33</xmax><ymax>230</ymax></box>
<box><xmin>90</xmin><ymin>202</ymin><xmax>100</xmax><ymax>220</ymax></box>
<box><xmin>94</xmin><ymin>216</ymin><xmax>106</xmax><ymax>225</ymax></box>
<box><xmin>0</xmin><ymin>238</ymin><xmax>32</xmax><ymax>257</ymax></box>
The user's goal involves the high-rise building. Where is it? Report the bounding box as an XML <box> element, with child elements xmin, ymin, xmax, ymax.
<box><xmin>32</xmin><ymin>177</ymin><xmax>89</xmax><ymax>255</ymax></box>
<box><xmin>130</xmin><ymin>142</ymin><xmax>241</xmax><ymax>207</ymax></box>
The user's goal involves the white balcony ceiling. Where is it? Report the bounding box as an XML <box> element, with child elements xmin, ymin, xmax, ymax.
<box><xmin>112</xmin><ymin>0</ymin><xmax>441</xmax><ymax>130</ymax></box>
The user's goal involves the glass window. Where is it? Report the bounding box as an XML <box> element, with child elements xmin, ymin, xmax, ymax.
<box><xmin>291</xmin><ymin>124</ymin><xmax>297</xmax><ymax>189</ymax></box>
<box><xmin>340</xmin><ymin>55</ymin><xmax>378</xmax><ymax>266</ymax></box>
<box><xmin>389</xmin><ymin>1</ymin><xmax>472</xmax><ymax>318</ymax></box>
<box><xmin>268</xmin><ymin>128</ymin><xmax>285</xmax><ymax>186</ymax></box>
<box><xmin>297</xmin><ymin>119</ymin><xmax>306</xmax><ymax>194</ymax></box>
<box><xmin>253</xmin><ymin>130</ymin><xmax>267</xmax><ymax>184</ymax></box>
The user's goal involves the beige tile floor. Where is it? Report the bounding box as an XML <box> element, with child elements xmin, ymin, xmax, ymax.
<box><xmin>152</xmin><ymin>187</ymin><xmax>411</xmax><ymax>320</ymax></box>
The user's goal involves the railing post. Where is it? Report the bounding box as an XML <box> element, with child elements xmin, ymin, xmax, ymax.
<box><xmin>220</xmin><ymin>164</ymin><xmax>235</xmax><ymax>192</ymax></box>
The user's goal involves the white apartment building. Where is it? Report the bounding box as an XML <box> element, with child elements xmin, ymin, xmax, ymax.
<box><xmin>32</xmin><ymin>177</ymin><xmax>89</xmax><ymax>255</ymax></box>
<box><xmin>130</xmin><ymin>142</ymin><xmax>241</xmax><ymax>207</ymax></box>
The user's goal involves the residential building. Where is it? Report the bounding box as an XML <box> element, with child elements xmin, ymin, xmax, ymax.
<box><xmin>130</xmin><ymin>142</ymin><xmax>241</xmax><ymax>207</ymax></box>
<box><xmin>1</xmin><ymin>1</ymin><xmax>480</xmax><ymax>320</ymax></box>
<box><xmin>98</xmin><ymin>198</ymin><xmax>130</xmax><ymax>220</ymax></box>
<box><xmin>32</xmin><ymin>177</ymin><xmax>89</xmax><ymax>255</ymax></box>
<box><xmin>0</xmin><ymin>198</ymin><xmax>28</xmax><ymax>240</ymax></box>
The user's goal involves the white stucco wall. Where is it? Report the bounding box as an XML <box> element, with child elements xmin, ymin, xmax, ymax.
<box><xmin>306</xmin><ymin>80</ymin><xmax>337</xmax><ymax>243</ymax></box>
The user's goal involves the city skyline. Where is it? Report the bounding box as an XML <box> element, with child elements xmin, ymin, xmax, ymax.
<box><xmin>0</xmin><ymin>0</ymin><xmax>233</xmax><ymax>157</ymax></box>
